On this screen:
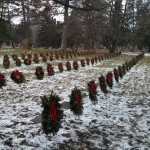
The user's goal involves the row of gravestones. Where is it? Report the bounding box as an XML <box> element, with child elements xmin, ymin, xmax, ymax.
<box><xmin>0</xmin><ymin>52</ymin><xmax>121</xmax><ymax>85</ymax></box>
<box><xmin>40</xmin><ymin>53</ymin><xmax>144</xmax><ymax>136</ymax></box>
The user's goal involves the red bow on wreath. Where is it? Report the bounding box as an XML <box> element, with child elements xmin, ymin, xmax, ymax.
<box><xmin>91</xmin><ymin>82</ymin><xmax>96</xmax><ymax>94</ymax></box>
<box><xmin>75</xmin><ymin>93</ymin><xmax>81</xmax><ymax>108</ymax></box>
<box><xmin>37</xmin><ymin>68</ymin><xmax>41</xmax><ymax>75</ymax></box>
<box><xmin>67</xmin><ymin>63</ymin><xmax>71</xmax><ymax>68</ymax></box>
<box><xmin>109</xmin><ymin>74</ymin><xmax>113</xmax><ymax>82</ymax></box>
<box><xmin>14</xmin><ymin>70</ymin><xmax>20</xmax><ymax>79</ymax></box>
<box><xmin>48</xmin><ymin>66</ymin><xmax>53</xmax><ymax>72</ymax></box>
<box><xmin>59</xmin><ymin>63</ymin><xmax>62</xmax><ymax>67</ymax></box>
<box><xmin>114</xmin><ymin>69</ymin><xmax>118</xmax><ymax>75</ymax></box>
<box><xmin>0</xmin><ymin>74</ymin><xmax>3</xmax><ymax>80</ymax></box>
<box><xmin>50</xmin><ymin>100</ymin><xmax>57</xmax><ymax>121</ymax></box>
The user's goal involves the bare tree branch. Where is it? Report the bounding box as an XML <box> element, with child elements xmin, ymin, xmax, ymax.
<box><xmin>52</xmin><ymin>0</ymin><xmax>110</xmax><ymax>11</ymax></box>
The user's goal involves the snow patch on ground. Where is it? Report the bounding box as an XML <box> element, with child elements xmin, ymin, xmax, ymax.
<box><xmin>0</xmin><ymin>53</ymin><xmax>150</xmax><ymax>149</ymax></box>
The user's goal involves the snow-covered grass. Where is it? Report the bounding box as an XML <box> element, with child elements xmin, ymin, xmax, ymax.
<box><xmin>0</xmin><ymin>52</ymin><xmax>149</xmax><ymax>150</ymax></box>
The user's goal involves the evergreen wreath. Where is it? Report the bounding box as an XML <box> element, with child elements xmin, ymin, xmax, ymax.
<box><xmin>125</xmin><ymin>62</ymin><xmax>129</xmax><ymax>71</ymax></box>
<box><xmin>99</xmin><ymin>75</ymin><xmax>107</xmax><ymax>94</ymax></box>
<box><xmin>3</xmin><ymin>60</ymin><xmax>10</xmax><ymax>69</ymax></box>
<box><xmin>33</xmin><ymin>56</ymin><xmax>39</xmax><ymax>63</ymax></box>
<box><xmin>24</xmin><ymin>57</ymin><xmax>31</xmax><ymax>65</ymax></box>
<box><xmin>27</xmin><ymin>53</ymin><xmax>32</xmax><ymax>58</ymax></box>
<box><xmin>88</xmin><ymin>81</ymin><xmax>97</xmax><ymax>104</ymax></box>
<box><xmin>122</xmin><ymin>64</ymin><xmax>126</xmax><ymax>75</ymax></box>
<box><xmin>40</xmin><ymin>52</ymin><xmax>44</xmax><ymax>57</ymax></box>
<box><xmin>46</xmin><ymin>52</ymin><xmax>49</xmax><ymax>57</ymax></box>
<box><xmin>91</xmin><ymin>58</ymin><xmax>94</xmax><ymax>65</ymax></box>
<box><xmin>113</xmin><ymin>68</ymin><xmax>119</xmax><ymax>82</ymax></box>
<box><xmin>86</xmin><ymin>58</ymin><xmax>90</xmax><ymax>65</ymax></box>
<box><xmin>70</xmin><ymin>87</ymin><xmax>83</xmax><ymax>116</ymax></box>
<box><xmin>66</xmin><ymin>61</ymin><xmax>71</xmax><ymax>71</ymax></box>
<box><xmin>70</xmin><ymin>53</ymin><xmax>72</xmax><ymax>58</ymax></box>
<box><xmin>98</xmin><ymin>55</ymin><xmax>101</xmax><ymax>62</ymax></box>
<box><xmin>118</xmin><ymin>66</ymin><xmax>123</xmax><ymax>78</ymax></box>
<box><xmin>4</xmin><ymin>55</ymin><xmax>9</xmax><ymax>61</ymax></box>
<box><xmin>61</xmin><ymin>54</ymin><xmax>64</xmax><ymax>59</ymax></box>
<box><xmin>43</xmin><ymin>56</ymin><xmax>47</xmax><ymax>62</ymax></box>
<box><xmin>16</xmin><ymin>58</ymin><xmax>21</xmax><ymax>67</ymax></box>
<box><xmin>73</xmin><ymin>61</ymin><xmax>78</xmax><ymax>70</ymax></box>
<box><xmin>21</xmin><ymin>53</ymin><xmax>25</xmax><ymax>60</ymax></box>
<box><xmin>80</xmin><ymin>59</ymin><xmax>85</xmax><ymax>67</ymax></box>
<box><xmin>50</xmin><ymin>55</ymin><xmax>53</xmax><ymax>61</ymax></box>
<box><xmin>55</xmin><ymin>53</ymin><xmax>59</xmax><ymax>60</ymax></box>
<box><xmin>47</xmin><ymin>64</ymin><xmax>54</xmax><ymax>76</ymax></box>
<box><xmin>58</xmin><ymin>63</ymin><xmax>63</xmax><ymax>72</ymax></box>
<box><xmin>10</xmin><ymin>70</ymin><xmax>25</xmax><ymax>84</ymax></box>
<box><xmin>35</xmin><ymin>66</ymin><xmax>44</xmax><ymax>80</ymax></box>
<box><xmin>95</xmin><ymin>57</ymin><xmax>97</xmax><ymax>63</ymax></box>
<box><xmin>41</xmin><ymin>92</ymin><xmax>63</xmax><ymax>135</ymax></box>
<box><xmin>12</xmin><ymin>54</ymin><xmax>17</xmax><ymax>61</ymax></box>
<box><xmin>0</xmin><ymin>73</ymin><xmax>6</xmax><ymax>88</ymax></box>
<box><xmin>106</xmin><ymin>72</ymin><xmax>113</xmax><ymax>88</ymax></box>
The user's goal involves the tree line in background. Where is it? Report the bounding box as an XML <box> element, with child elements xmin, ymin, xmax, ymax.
<box><xmin>0</xmin><ymin>0</ymin><xmax>150</xmax><ymax>52</ymax></box>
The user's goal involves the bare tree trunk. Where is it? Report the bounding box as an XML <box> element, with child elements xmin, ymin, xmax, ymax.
<box><xmin>61</xmin><ymin>0</ymin><xmax>69</xmax><ymax>50</ymax></box>
<box><xmin>21</xmin><ymin>0</ymin><xmax>26</xmax><ymax>37</ymax></box>
<box><xmin>7</xmin><ymin>2</ymin><xmax>15</xmax><ymax>48</ymax></box>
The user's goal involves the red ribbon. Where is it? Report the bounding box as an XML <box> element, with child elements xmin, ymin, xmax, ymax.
<box><xmin>48</xmin><ymin>66</ymin><xmax>53</xmax><ymax>72</ymax></box>
<box><xmin>75</xmin><ymin>93</ymin><xmax>81</xmax><ymax>108</ymax></box>
<box><xmin>67</xmin><ymin>63</ymin><xmax>71</xmax><ymax>69</ymax></box>
<box><xmin>109</xmin><ymin>74</ymin><xmax>113</xmax><ymax>82</ymax></box>
<box><xmin>91</xmin><ymin>82</ymin><xmax>96</xmax><ymax>94</ymax></box>
<box><xmin>14</xmin><ymin>70</ymin><xmax>20</xmax><ymax>79</ymax></box>
<box><xmin>0</xmin><ymin>74</ymin><xmax>3</xmax><ymax>81</ymax></box>
<box><xmin>114</xmin><ymin>69</ymin><xmax>118</xmax><ymax>75</ymax></box>
<box><xmin>101</xmin><ymin>76</ymin><xmax>105</xmax><ymax>82</ymax></box>
<box><xmin>37</xmin><ymin>68</ymin><xmax>41</xmax><ymax>75</ymax></box>
<box><xmin>50</xmin><ymin>100</ymin><xmax>57</xmax><ymax>121</ymax></box>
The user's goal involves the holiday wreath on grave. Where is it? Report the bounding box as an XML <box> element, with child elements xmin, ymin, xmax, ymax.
<box><xmin>10</xmin><ymin>70</ymin><xmax>25</xmax><ymax>84</ymax></box>
<box><xmin>41</xmin><ymin>92</ymin><xmax>63</xmax><ymax>135</ymax></box>
<box><xmin>0</xmin><ymin>73</ymin><xmax>6</xmax><ymax>88</ymax></box>
<box><xmin>70</xmin><ymin>87</ymin><xmax>83</xmax><ymax>116</ymax></box>
<box><xmin>35</xmin><ymin>66</ymin><xmax>44</xmax><ymax>80</ymax></box>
